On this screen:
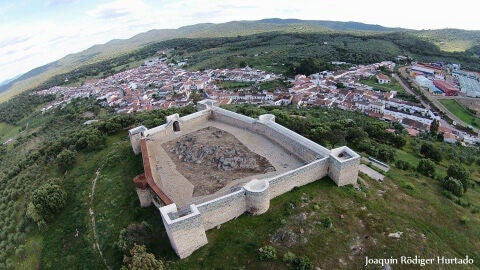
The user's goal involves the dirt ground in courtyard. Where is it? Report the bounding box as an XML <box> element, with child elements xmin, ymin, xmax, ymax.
<box><xmin>162</xmin><ymin>126</ymin><xmax>275</xmax><ymax>196</ymax></box>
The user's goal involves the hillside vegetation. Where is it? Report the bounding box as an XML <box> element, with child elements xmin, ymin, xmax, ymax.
<box><xmin>4</xmin><ymin>31</ymin><xmax>479</xmax><ymax>100</ymax></box>
<box><xmin>0</xmin><ymin>95</ymin><xmax>479</xmax><ymax>269</ymax></box>
<box><xmin>2</xmin><ymin>19</ymin><xmax>480</xmax><ymax>101</ymax></box>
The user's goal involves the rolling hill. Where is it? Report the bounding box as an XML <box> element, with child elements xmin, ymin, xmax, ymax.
<box><xmin>1</xmin><ymin>18</ymin><xmax>479</xmax><ymax>101</ymax></box>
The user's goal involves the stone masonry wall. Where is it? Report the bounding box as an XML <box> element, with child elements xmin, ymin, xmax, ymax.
<box><xmin>268</xmin><ymin>157</ymin><xmax>329</xmax><ymax>199</ymax></box>
<box><xmin>212</xmin><ymin>107</ymin><xmax>327</xmax><ymax>162</ymax></box>
<box><xmin>328</xmin><ymin>156</ymin><xmax>360</xmax><ymax>186</ymax></box>
<box><xmin>160</xmin><ymin>204</ymin><xmax>208</xmax><ymax>259</ymax></box>
<box><xmin>196</xmin><ymin>190</ymin><xmax>247</xmax><ymax>230</ymax></box>
<box><xmin>254</xmin><ymin>122</ymin><xmax>320</xmax><ymax>162</ymax></box>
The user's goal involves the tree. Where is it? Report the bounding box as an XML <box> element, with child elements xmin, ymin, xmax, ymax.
<box><xmin>392</xmin><ymin>122</ymin><xmax>405</xmax><ymax>133</ymax></box>
<box><xmin>28</xmin><ymin>182</ymin><xmax>67</xmax><ymax>224</ymax></box>
<box><xmin>377</xmin><ymin>147</ymin><xmax>395</xmax><ymax>163</ymax></box>
<box><xmin>56</xmin><ymin>148</ymin><xmax>77</xmax><ymax>171</ymax></box>
<box><xmin>328</xmin><ymin>128</ymin><xmax>346</xmax><ymax>147</ymax></box>
<box><xmin>420</xmin><ymin>143</ymin><xmax>442</xmax><ymax>162</ymax></box>
<box><xmin>189</xmin><ymin>90</ymin><xmax>203</xmax><ymax>105</ymax></box>
<box><xmin>447</xmin><ymin>164</ymin><xmax>470</xmax><ymax>192</ymax></box>
<box><xmin>395</xmin><ymin>160</ymin><xmax>411</xmax><ymax>170</ymax></box>
<box><xmin>442</xmin><ymin>177</ymin><xmax>464</xmax><ymax>197</ymax></box>
<box><xmin>389</xmin><ymin>134</ymin><xmax>406</xmax><ymax>148</ymax></box>
<box><xmin>122</xmin><ymin>244</ymin><xmax>164</xmax><ymax>270</ymax></box>
<box><xmin>117</xmin><ymin>222</ymin><xmax>152</xmax><ymax>254</ymax></box>
<box><xmin>417</xmin><ymin>158</ymin><xmax>435</xmax><ymax>177</ymax></box>
<box><xmin>430</xmin><ymin>119</ymin><xmax>439</xmax><ymax>135</ymax></box>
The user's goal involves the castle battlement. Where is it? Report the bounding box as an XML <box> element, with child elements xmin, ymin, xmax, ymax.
<box><xmin>129</xmin><ymin>100</ymin><xmax>360</xmax><ymax>258</ymax></box>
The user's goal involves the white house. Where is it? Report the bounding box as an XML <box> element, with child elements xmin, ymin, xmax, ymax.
<box><xmin>376</xmin><ymin>74</ymin><xmax>391</xmax><ymax>84</ymax></box>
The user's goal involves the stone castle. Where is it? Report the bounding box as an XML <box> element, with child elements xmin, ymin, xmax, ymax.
<box><xmin>129</xmin><ymin>100</ymin><xmax>360</xmax><ymax>258</ymax></box>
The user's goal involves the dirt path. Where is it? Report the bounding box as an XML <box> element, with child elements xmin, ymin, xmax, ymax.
<box><xmin>89</xmin><ymin>168</ymin><xmax>111</xmax><ymax>270</ymax></box>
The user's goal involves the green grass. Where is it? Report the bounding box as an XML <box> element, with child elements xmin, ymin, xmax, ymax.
<box><xmin>217</xmin><ymin>80</ymin><xmax>254</xmax><ymax>89</ymax></box>
<box><xmin>0</xmin><ymin>122</ymin><xmax>21</xmax><ymax>142</ymax></box>
<box><xmin>360</xmin><ymin>74</ymin><xmax>406</xmax><ymax>93</ymax></box>
<box><xmin>439</xmin><ymin>99</ymin><xmax>480</xmax><ymax>129</ymax></box>
<box><xmin>13</xmin><ymin>235</ymin><xmax>42</xmax><ymax>269</ymax></box>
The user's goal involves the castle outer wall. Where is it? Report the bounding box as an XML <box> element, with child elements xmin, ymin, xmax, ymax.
<box><xmin>129</xmin><ymin>100</ymin><xmax>360</xmax><ymax>258</ymax></box>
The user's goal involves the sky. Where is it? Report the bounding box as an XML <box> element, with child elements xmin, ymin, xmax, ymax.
<box><xmin>0</xmin><ymin>0</ymin><xmax>479</xmax><ymax>83</ymax></box>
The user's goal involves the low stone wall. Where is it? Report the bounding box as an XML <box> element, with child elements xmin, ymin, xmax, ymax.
<box><xmin>211</xmin><ymin>107</ymin><xmax>255</xmax><ymax>131</ymax></box>
<box><xmin>212</xmin><ymin>107</ymin><xmax>329</xmax><ymax>162</ymax></box>
<box><xmin>254</xmin><ymin>122</ymin><xmax>324</xmax><ymax>162</ymax></box>
<box><xmin>268</xmin><ymin>157</ymin><xmax>329</xmax><ymax>199</ymax></box>
<box><xmin>196</xmin><ymin>190</ymin><xmax>247</xmax><ymax>230</ymax></box>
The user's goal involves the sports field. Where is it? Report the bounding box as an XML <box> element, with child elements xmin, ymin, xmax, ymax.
<box><xmin>439</xmin><ymin>99</ymin><xmax>480</xmax><ymax>129</ymax></box>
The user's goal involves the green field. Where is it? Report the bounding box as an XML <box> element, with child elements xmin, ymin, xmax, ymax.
<box><xmin>439</xmin><ymin>99</ymin><xmax>480</xmax><ymax>129</ymax></box>
<box><xmin>360</xmin><ymin>74</ymin><xmax>405</xmax><ymax>93</ymax></box>
<box><xmin>0</xmin><ymin>122</ymin><xmax>20</xmax><ymax>141</ymax></box>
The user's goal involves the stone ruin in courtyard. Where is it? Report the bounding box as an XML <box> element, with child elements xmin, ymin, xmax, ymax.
<box><xmin>129</xmin><ymin>100</ymin><xmax>360</xmax><ymax>258</ymax></box>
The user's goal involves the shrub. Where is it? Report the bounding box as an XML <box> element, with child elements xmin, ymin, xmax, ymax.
<box><xmin>455</xmin><ymin>198</ymin><xmax>471</xmax><ymax>208</ymax></box>
<box><xmin>441</xmin><ymin>190</ymin><xmax>457</xmax><ymax>201</ymax></box>
<box><xmin>459</xmin><ymin>216</ymin><xmax>470</xmax><ymax>225</ymax></box>
<box><xmin>442</xmin><ymin>177</ymin><xmax>464</xmax><ymax>197</ymax></box>
<box><xmin>56</xmin><ymin>148</ymin><xmax>77</xmax><ymax>171</ymax></box>
<box><xmin>117</xmin><ymin>221</ymin><xmax>152</xmax><ymax>254</ymax></box>
<box><xmin>283</xmin><ymin>251</ymin><xmax>296</xmax><ymax>263</ymax></box>
<box><xmin>377</xmin><ymin>147</ymin><xmax>395</xmax><ymax>163</ymax></box>
<box><xmin>122</xmin><ymin>244</ymin><xmax>164</xmax><ymax>270</ymax></box>
<box><xmin>447</xmin><ymin>164</ymin><xmax>470</xmax><ymax>192</ymax></box>
<box><xmin>15</xmin><ymin>245</ymin><xmax>26</xmax><ymax>260</ymax></box>
<box><xmin>293</xmin><ymin>255</ymin><xmax>314</xmax><ymax>270</ymax></box>
<box><xmin>283</xmin><ymin>252</ymin><xmax>314</xmax><ymax>270</ymax></box>
<box><xmin>420</xmin><ymin>143</ymin><xmax>442</xmax><ymax>162</ymax></box>
<box><xmin>321</xmin><ymin>217</ymin><xmax>333</xmax><ymax>229</ymax></box>
<box><xmin>417</xmin><ymin>159</ymin><xmax>435</xmax><ymax>177</ymax></box>
<box><xmin>395</xmin><ymin>160</ymin><xmax>411</xmax><ymax>170</ymax></box>
<box><xmin>259</xmin><ymin>245</ymin><xmax>277</xmax><ymax>261</ymax></box>
<box><xmin>403</xmin><ymin>182</ymin><xmax>415</xmax><ymax>191</ymax></box>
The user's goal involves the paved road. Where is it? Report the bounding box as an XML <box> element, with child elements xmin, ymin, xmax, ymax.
<box><xmin>397</xmin><ymin>67</ymin><xmax>479</xmax><ymax>134</ymax></box>
<box><xmin>392</xmin><ymin>72</ymin><xmax>430</xmax><ymax>109</ymax></box>
<box><xmin>359</xmin><ymin>164</ymin><xmax>384</xmax><ymax>181</ymax></box>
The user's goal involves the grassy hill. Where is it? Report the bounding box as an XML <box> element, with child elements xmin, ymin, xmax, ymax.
<box><xmin>415</xmin><ymin>29</ymin><xmax>480</xmax><ymax>52</ymax></box>
<box><xmin>0</xmin><ymin>98</ymin><xmax>479</xmax><ymax>269</ymax></box>
<box><xmin>2</xmin><ymin>19</ymin><xmax>480</xmax><ymax>102</ymax></box>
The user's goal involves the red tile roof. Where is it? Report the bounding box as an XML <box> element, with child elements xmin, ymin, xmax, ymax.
<box><xmin>139</xmin><ymin>139</ymin><xmax>173</xmax><ymax>205</ymax></box>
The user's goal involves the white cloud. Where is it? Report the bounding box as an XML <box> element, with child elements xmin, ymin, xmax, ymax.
<box><xmin>87</xmin><ymin>0</ymin><xmax>150</xmax><ymax>20</ymax></box>
<box><xmin>1</xmin><ymin>0</ymin><xmax>480</xmax><ymax>83</ymax></box>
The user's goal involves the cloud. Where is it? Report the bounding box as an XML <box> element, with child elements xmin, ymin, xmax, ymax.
<box><xmin>0</xmin><ymin>35</ymin><xmax>31</xmax><ymax>48</ymax></box>
<box><xmin>87</xmin><ymin>6</ymin><xmax>131</xmax><ymax>19</ymax></box>
<box><xmin>0</xmin><ymin>2</ymin><xmax>16</xmax><ymax>15</ymax></box>
<box><xmin>87</xmin><ymin>0</ymin><xmax>148</xmax><ymax>20</ymax></box>
<box><xmin>47</xmin><ymin>0</ymin><xmax>78</xmax><ymax>6</ymax></box>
